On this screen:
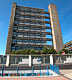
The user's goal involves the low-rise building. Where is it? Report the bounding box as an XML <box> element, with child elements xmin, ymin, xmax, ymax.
<box><xmin>64</xmin><ymin>40</ymin><xmax>72</xmax><ymax>53</ymax></box>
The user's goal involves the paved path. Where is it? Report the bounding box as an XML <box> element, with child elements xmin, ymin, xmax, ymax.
<box><xmin>60</xmin><ymin>69</ymin><xmax>72</xmax><ymax>79</ymax></box>
<box><xmin>0</xmin><ymin>76</ymin><xmax>69</xmax><ymax>80</ymax></box>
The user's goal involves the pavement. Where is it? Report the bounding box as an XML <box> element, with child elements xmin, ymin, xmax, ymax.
<box><xmin>0</xmin><ymin>76</ymin><xmax>69</xmax><ymax>80</ymax></box>
<box><xmin>60</xmin><ymin>69</ymin><xmax>72</xmax><ymax>80</ymax></box>
<box><xmin>0</xmin><ymin>69</ymin><xmax>72</xmax><ymax>80</ymax></box>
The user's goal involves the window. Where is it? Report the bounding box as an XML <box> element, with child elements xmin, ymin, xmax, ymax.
<box><xmin>17</xmin><ymin>39</ymin><xmax>22</xmax><ymax>42</ymax></box>
<box><xmin>12</xmin><ymin>39</ymin><xmax>16</xmax><ymax>41</ymax></box>
<box><xmin>11</xmin><ymin>47</ymin><xmax>15</xmax><ymax>51</ymax></box>
<box><xmin>13</xmin><ymin>26</ymin><xmax>17</xmax><ymax>30</ymax></box>
<box><xmin>16</xmin><ymin>47</ymin><xmax>23</xmax><ymax>50</ymax></box>
<box><xmin>17</xmin><ymin>42</ymin><xmax>22</xmax><ymax>44</ymax></box>
<box><xmin>17</xmin><ymin>35</ymin><xmax>23</xmax><ymax>37</ymax></box>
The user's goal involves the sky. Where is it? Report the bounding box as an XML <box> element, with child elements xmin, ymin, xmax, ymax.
<box><xmin>0</xmin><ymin>0</ymin><xmax>72</xmax><ymax>55</ymax></box>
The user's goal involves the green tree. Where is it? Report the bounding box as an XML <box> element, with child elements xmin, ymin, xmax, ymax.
<box><xmin>17</xmin><ymin>50</ymin><xmax>23</xmax><ymax>55</ymax></box>
<box><xmin>58</xmin><ymin>50</ymin><xmax>63</xmax><ymax>54</ymax></box>
<box><xmin>48</xmin><ymin>48</ymin><xmax>57</xmax><ymax>54</ymax></box>
<box><xmin>36</xmin><ymin>50</ymin><xmax>41</xmax><ymax>54</ymax></box>
<box><xmin>26</xmin><ymin>48</ymin><xmax>30</xmax><ymax>54</ymax></box>
<box><xmin>11</xmin><ymin>51</ymin><xmax>17</xmax><ymax>55</ymax></box>
<box><xmin>29</xmin><ymin>49</ymin><xmax>36</xmax><ymax>54</ymax></box>
<box><xmin>62</xmin><ymin>49</ymin><xmax>69</xmax><ymax>54</ymax></box>
<box><xmin>58</xmin><ymin>49</ymin><xmax>70</xmax><ymax>54</ymax></box>
<box><xmin>41</xmin><ymin>47</ymin><xmax>48</xmax><ymax>54</ymax></box>
<box><xmin>22</xmin><ymin>49</ymin><xmax>27</xmax><ymax>55</ymax></box>
<box><xmin>11</xmin><ymin>49</ymin><xmax>27</xmax><ymax>55</ymax></box>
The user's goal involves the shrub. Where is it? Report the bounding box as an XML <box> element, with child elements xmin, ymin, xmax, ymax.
<box><xmin>48</xmin><ymin>48</ymin><xmax>57</xmax><ymax>54</ymax></box>
<box><xmin>58</xmin><ymin>49</ymin><xmax>70</xmax><ymax>54</ymax></box>
<box><xmin>22</xmin><ymin>49</ymin><xmax>27</xmax><ymax>54</ymax></box>
<box><xmin>41</xmin><ymin>47</ymin><xmax>48</xmax><ymax>54</ymax></box>
<box><xmin>11</xmin><ymin>51</ymin><xmax>17</xmax><ymax>55</ymax></box>
<box><xmin>29</xmin><ymin>49</ymin><xmax>36</xmax><ymax>54</ymax></box>
<box><xmin>36</xmin><ymin>50</ymin><xmax>41</xmax><ymax>54</ymax></box>
<box><xmin>58</xmin><ymin>50</ymin><xmax>63</xmax><ymax>54</ymax></box>
<box><xmin>26</xmin><ymin>48</ymin><xmax>30</xmax><ymax>54</ymax></box>
<box><xmin>62</xmin><ymin>49</ymin><xmax>69</xmax><ymax>54</ymax></box>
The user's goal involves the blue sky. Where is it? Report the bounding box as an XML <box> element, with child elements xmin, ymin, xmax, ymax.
<box><xmin>0</xmin><ymin>0</ymin><xmax>72</xmax><ymax>55</ymax></box>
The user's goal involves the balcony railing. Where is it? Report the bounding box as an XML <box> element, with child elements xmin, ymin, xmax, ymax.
<box><xmin>14</xmin><ymin>37</ymin><xmax>52</xmax><ymax>41</ymax></box>
<box><xmin>14</xmin><ymin>23</ymin><xmax>51</xmax><ymax>29</ymax></box>
<box><xmin>17</xmin><ymin>35</ymin><xmax>46</xmax><ymax>38</ymax></box>
<box><xmin>15</xmin><ymin>12</ymin><xmax>50</xmax><ymax>19</ymax></box>
<box><xmin>16</xmin><ymin>42</ymin><xmax>47</xmax><ymax>45</ymax></box>
<box><xmin>16</xmin><ymin>7</ymin><xmax>49</xmax><ymax>15</ymax></box>
<box><xmin>14</xmin><ymin>17</ymin><xmax>51</xmax><ymax>24</ymax></box>
<box><xmin>15</xmin><ymin>44</ymin><xmax>52</xmax><ymax>48</ymax></box>
<box><xmin>15</xmin><ymin>30</ymin><xmax>52</xmax><ymax>35</ymax></box>
<box><xmin>18</xmin><ymin>29</ymin><xmax>45</xmax><ymax>32</ymax></box>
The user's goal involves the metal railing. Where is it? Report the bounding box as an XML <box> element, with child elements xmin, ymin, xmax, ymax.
<box><xmin>50</xmin><ymin>64</ymin><xmax>60</xmax><ymax>75</ymax></box>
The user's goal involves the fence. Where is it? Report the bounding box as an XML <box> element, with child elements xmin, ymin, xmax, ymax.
<box><xmin>0</xmin><ymin>54</ymin><xmax>72</xmax><ymax>65</ymax></box>
<box><xmin>0</xmin><ymin>64</ymin><xmax>58</xmax><ymax>76</ymax></box>
<box><xmin>50</xmin><ymin>64</ymin><xmax>60</xmax><ymax>75</ymax></box>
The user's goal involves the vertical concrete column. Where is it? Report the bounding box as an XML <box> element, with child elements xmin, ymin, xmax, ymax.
<box><xmin>43</xmin><ymin>57</ymin><xmax>45</xmax><ymax>64</ymax></box>
<box><xmin>48</xmin><ymin>4</ymin><xmax>63</xmax><ymax>52</ymax></box>
<box><xmin>29</xmin><ymin>55</ymin><xmax>31</xmax><ymax>66</ymax></box>
<box><xmin>50</xmin><ymin>55</ymin><xmax>53</xmax><ymax>65</ymax></box>
<box><xmin>6</xmin><ymin>3</ymin><xmax>16</xmax><ymax>54</ymax></box>
<box><xmin>0</xmin><ymin>58</ymin><xmax>1</xmax><ymax>63</ymax></box>
<box><xmin>6</xmin><ymin>55</ymin><xmax>9</xmax><ymax>66</ymax></box>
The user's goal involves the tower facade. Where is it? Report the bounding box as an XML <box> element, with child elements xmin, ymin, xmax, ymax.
<box><xmin>6</xmin><ymin>3</ymin><xmax>52</xmax><ymax>54</ymax></box>
<box><xmin>48</xmin><ymin>4</ymin><xmax>63</xmax><ymax>52</ymax></box>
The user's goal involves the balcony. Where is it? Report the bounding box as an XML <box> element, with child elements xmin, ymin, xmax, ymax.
<box><xmin>15</xmin><ymin>12</ymin><xmax>50</xmax><ymax>19</ymax></box>
<box><xmin>15</xmin><ymin>37</ymin><xmax>52</xmax><ymax>41</ymax></box>
<box><xmin>15</xmin><ymin>30</ymin><xmax>52</xmax><ymax>35</ymax></box>
<box><xmin>16</xmin><ymin>42</ymin><xmax>47</xmax><ymax>45</ymax></box>
<box><xmin>14</xmin><ymin>23</ymin><xmax>51</xmax><ymax>29</ymax></box>
<box><xmin>17</xmin><ymin>29</ymin><xmax>45</xmax><ymax>32</ymax></box>
<box><xmin>16</xmin><ymin>7</ymin><xmax>50</xmax><ymax>15</ymax></box>
<box><xmin>17</xmin><ymin>35</ymin><xmax>46</xmax><ymax>38</ymax></box>
<box><xmin>15</xmin><ymin>43</ymin><xmax>52</xmax><ymax>48</ymax></box>
<box><xmin>14</xmin><ymin>17</ymin><xmax>51</xmax><ymax>24</ymax></box>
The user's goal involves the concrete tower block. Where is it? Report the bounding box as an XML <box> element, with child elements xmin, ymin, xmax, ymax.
<box><xmin>6</xmin><ymin>3</ymin><xmax>16</xmax><ymax>54</ymax></box>
<box><xmin>48</xmin><ymin>4</ymin><xmax>63</xmax><ymax>52</ymax></box>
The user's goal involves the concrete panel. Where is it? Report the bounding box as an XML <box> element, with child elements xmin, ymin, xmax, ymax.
<box><xmin>48</xmin><ymin>4</ymin><xmax>63</xmax><ymax>52</ymax></box>
<box><xmin>6</xmin><ymin>3</ymin><xmax>16</xmax><ymax>54</ymax></box>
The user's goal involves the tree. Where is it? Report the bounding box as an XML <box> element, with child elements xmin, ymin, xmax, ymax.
<box><xmin>48</xmin><ymin>48</ymin><xmax>57</xmax><ymax>54</ymax></box>
<box><xmin>41</xmin><ymin>47</ymin><xmax>48</xmax><ymax>54</ymax></box>
<box><xmin>36</xmin><ymin>50</ymin><xmax>41</xmax><ymax>54</ymax></box>
<box><xmin>58</xmin><ymin>49</ymin><xmax>70</xmax><ymax>54</ymax></box>
<box><xmin>16</xmin><ymin>50</ymin><xmax>23</xmax><ymax>55</ymax></box>
<box><xmin>26</xmin><ymin>48</ymin><xmax>30</xmax><ymax>54</ymax></box>
<box><xmin>11</xmin><ymin>51</ymin><xmax>17</xmax><ymax>55</ymax></box>
<box><xmin>58</xmin><ymin>50</ymin><xmax>63</xmax><ymax>54</ymax></box>
<box><xmin>22</xmin><ymin>49</ymin><xmax>27</xmax><ymax>55</ymax></box>
<box><xmin>29</xmin><ymin>49</ymin><xmax>36</xmax><ymax>54</ymax></box>
<box><xmin>62</xmin><ymin>49</ymin><xmax>69</xmax><ymax>54</ymax></box>
<box><xmin>11</xmin><ymin>49</ymin><xmax>27</xmax><ymax>55</ymax></box>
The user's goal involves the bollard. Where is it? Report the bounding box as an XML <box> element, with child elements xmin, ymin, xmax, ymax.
<box><xmin>8</xmin><ymin>73</ymin><xmax>10</xmax><ymax>76</ymax></box>
<box><xmin>20</xmin><ymin>73</ymin><xmax>22</xmax><ymax>76</ymax></box>
<box><xmin>32</xmin><ymin>66</ymin><xmax>34</xmax><ymax>76</ymax></box>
